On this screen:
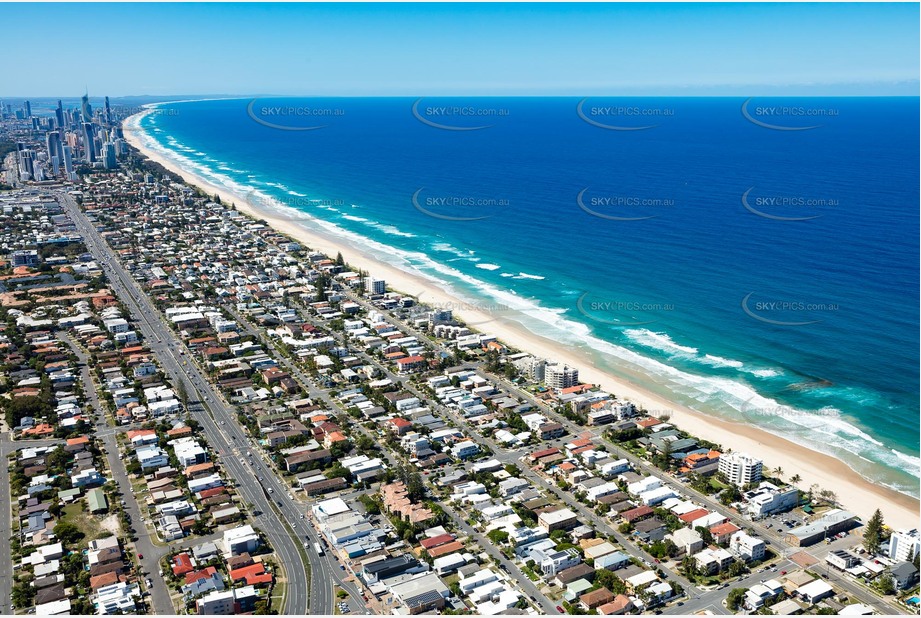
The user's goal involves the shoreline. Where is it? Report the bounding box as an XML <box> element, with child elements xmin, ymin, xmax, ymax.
<box><xmin>123</xmin><ymin>111</ymin><xmax>920</xmax><ymax>529</ymax></box>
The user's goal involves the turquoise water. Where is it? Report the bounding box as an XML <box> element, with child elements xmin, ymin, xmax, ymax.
<box><xmin>129</xmin><ymin>96</ymin><xmax>920</xmax><ymax>497</ymax></box>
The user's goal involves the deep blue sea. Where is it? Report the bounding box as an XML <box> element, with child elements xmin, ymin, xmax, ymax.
<box><xmin>130</xmin><ymin>97</ymin><xmax>920</xmax><ymax>497</ymax></box>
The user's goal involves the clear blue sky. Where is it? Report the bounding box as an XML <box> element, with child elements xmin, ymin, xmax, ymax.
<box><xmin>2</xmin><ymin>3</ymin><xmax>918</xmax><ymax>96</ymax></box>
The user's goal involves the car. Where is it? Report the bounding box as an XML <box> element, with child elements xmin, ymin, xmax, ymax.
<box><xmin>780</xmin><ymin>570</ymin><xmax>787</xmax><ymax>576</ymax></box>
<box><xmin>340</xmin><ymin>565</ymin><xmax>346</xmax><ymax>570</ymax></box>
<box><xmin>556</xmin><ymin>606</ymin><xmax>564</xmax><ymax>613</ymax></box>
<box><xmin>138</xmin><ymin>553</ymin><xmax>144</xmax><ymax>559</ymax></box>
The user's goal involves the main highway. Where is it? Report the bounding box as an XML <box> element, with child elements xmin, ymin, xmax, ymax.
<box><xmin>59</xmin><ymin>192</ymin><xmax>313</xmax><ymax>614</ymax></box>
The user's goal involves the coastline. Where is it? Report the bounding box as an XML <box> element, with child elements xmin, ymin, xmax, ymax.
<box><xmin>123</xmin><ymin>111</ymin><xmax>920</xmax><ymax>529</ymax></box>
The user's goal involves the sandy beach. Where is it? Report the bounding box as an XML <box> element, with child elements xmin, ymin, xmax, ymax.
<box><xmin>124</xmin><ymin>111</ymin><xmax>919</xmax><ymax>529</ymax></box>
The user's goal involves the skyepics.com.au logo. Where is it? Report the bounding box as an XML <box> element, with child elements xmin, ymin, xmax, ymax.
<box><xmin>741</xmin><ymin>292</ymin><xmax>839</xmax><ymax>327</ymax></box>
<box><xmin>412</xmin><ymin>98</ymin><xmax>510</xmax><ymax>131</ymax></box>
<box><xmin>119</xmin><ymin>106</ymin><xmax>180</xmax><ymax>118</ymax></box>
<box><xmin>246</xmin><ymin>98</ymin><xmax>345</xmax><ymax>131</ymax></box>
<box><xmin>738</xmin><ymin>397</ymin><xmax>841</xmax><ymax>424</ymax></box>
<box><xmin>577</xmin><ymin>98</ymin><xmax>675</xmax><ymax>131</ymax></box>
<box><xmin>412</xmin><ymin>188</ymin><xmax>509</xmax><ymax>222</ymax></box>
<box><xmin>240</xmin><ymin>188</ymin><xmax>346</xmax><ymax>221</ymax></box>
<box><xmin>741</xmin><ymin>98</ymin><xmax>839</xmax><ymax>131</ymax></box>
<box><xmin>576</xmin><ymin>291</ymin><xmax>675</xmax><ymax>327</ymax></box>
<box><xmin>741</xmin><ymin>187</ymin><xmax>839</xmax><ymax>221</ymax></box>
<box><xmin>414</xmin><ymin>291</ymin><xmax>514</xmax><ymax>328</ymax></box>
<box><xmin>577</xmin><ymin>188</ymin><xmax>674</xmax><ymax>221</ymax></box>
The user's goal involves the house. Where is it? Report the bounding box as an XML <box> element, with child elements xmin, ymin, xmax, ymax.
<box><xmin>554</xmin><ymin>563</ymin><xmax>596</xmax><ymax>587</ymax></box>
<box><xmin>87</xmin><ymin>488</ymin><xmax>108</xmax><ymax>514</ymax></box>
<box><xmin>95</xmin><ymin>582</ymin><xmax>140</xmax><ymax>614</ymax></box>
<box><xmin>172</xmin><ymin>553</ymin><xmax>195</xmax><ymax>576</ymax></box>
<box><xmin>451</xmin><ymin>440</ymin><xmax>480</xmax><ymax>460</ymax></box>
<box><xmin>229</xmin><ymin>563</ymin><xmax>274</xmax><ymax>586</ymax></box>
<box><xmin>890</xmin><ymin>562</ymin><xmax>920</xmax><ymax>590</ymax></box>
<box><xmin>710</xmin><ymin>521</ymin><xmax>741</xmax><ymax>545</ymax></box>
<box><xmin>598</xmin><ymin>594</ymin><xmax>634</xmax><ymax>615</ymax></box>
<box><xmin>223</xmin><ymin>525</ymin><xmax>261</xmax><ymax>556</ymax></box>
<box><xmin>395</xmin><ymin>355</ymin><xmax>427</xmax><ymax>374</ymax></box>
<box><xmin>538</xmin><ymin>508</ymin><xmax>579</xmax><ymax>532</ymax></box>
<box><xmin>621</xmin><ymin>505</ymin><xmax>654</xmax><ymax>524</ymax></box>
<box><xmin>531</xmin><ymin>547</ymin><xmax>581</xmax><ymax>577</ymax></box>
<box><xmin>633</xmin><ymin>518</ymin><xmax>667</xmax><ymax>543</ymax></box>
<box><xmin>136</xmin><ymin>446</ymin><xmax>169</xmax><ymax>470</ymax></box>
<box><xmin>668</xmin><ymin>527</ymin><xmax>704</xmax><ymax>556</ymax></box>
<box><xmin>580</xmin><ymin>587</ymin><xmax>616</xmax><ymax>610</ymax></box>
<box><xmin>796</xmin><ymin>579</ymin><xmax>834</xmax><ymax>605</ymax></box>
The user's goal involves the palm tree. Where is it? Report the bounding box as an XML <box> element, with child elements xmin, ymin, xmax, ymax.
<box><xmin>789</xmin><ymin>474</ymin><xmax>801</xmax><ymax>484</ymax></box>
<box><xmin>773</xmin><ymin>466</ymin><xmax>784</xmax><ymax>479</ymax></box>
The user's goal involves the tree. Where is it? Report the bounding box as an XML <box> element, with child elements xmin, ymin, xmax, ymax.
<box><xmin>875</xmin><ymin>574</ymin><xmax>896</xmax><ymax>595</ymax></box>
<box><xmin>594</xmin><ymin>568</ymin><xmax>627</xmax><ymax>595</ymax></box>
<box><xmin>487</xmin><ymin>529</ymin><xmax>510</xmax><ymax>545</ymax></box>
<box><xmin>772</xmin><ymin>466</ymin><xmax>783</xmax><ymax>479</ymax></box>
<box><xmin>726</xmin><ymin>588</ymin><xmax>746</xmax><ymax>611</ymax></box>
<box><xmin>53</xmin><ymin>521</ymin><xmax>84</xmax><ymax>545</ymax></box>
<box><xmin>727</xmin><ymin>560</ymin><xmax>746</xmax><ymax>578</ymax></box>
<box><xmin>177</xmin><ymin>381</ymin><xmax>189</xmax><ymax>408</ymax></box>
<box><xmin>789</xmin><ymin>474</ymin><xmax>801</xmax><ymax>484</ymax></box>
<box><xmin>680</xmin><ymin>555</ymin><xmax>699</xmax><ymax>578</ymax></box>
<box><xmin>863</xmin><ymin>509</ymin><xmax>884</xmax><ymax>555</ymax></box>
<box><xmin>11</xmin><ymin>582</ymin><xmax>35</xmax><ymax>609</ymax></box>
<box><xmin>695</xmin><ymin>526</ymin><xmax>714</xmax><ymax>546</ymax></box>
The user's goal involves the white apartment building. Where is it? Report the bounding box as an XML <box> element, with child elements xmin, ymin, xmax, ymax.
<box><xmin>719</xmin><ymin>452</ymin><xmax>763</xmax><ymax>486</ymax></box>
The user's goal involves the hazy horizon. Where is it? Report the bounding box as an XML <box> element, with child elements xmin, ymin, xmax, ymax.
<box><xmin>1</xmin><ymin>2</ymin><xmax>917</xmax><ymax>97</ymax></box>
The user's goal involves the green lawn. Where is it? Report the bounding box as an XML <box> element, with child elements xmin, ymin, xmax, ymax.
<box><xmin>62</xmin><ymin>502</ymin><xmax>108</xmax><ymax>549</ymax></box>
<box><xmin>270</xmin><ymin>579</ymin><xmax>287</xmax><ymax>612</ymax></box>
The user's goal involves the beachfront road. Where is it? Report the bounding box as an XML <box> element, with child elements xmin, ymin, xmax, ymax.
<box><xmin>58</xmin><ymin>192</ymin><xmax>312</xmax><ymax>615</ymax></box>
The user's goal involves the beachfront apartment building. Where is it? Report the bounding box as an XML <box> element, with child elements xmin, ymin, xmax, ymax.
<box><xmin>545</xmin><ymin>364</ymin><xmax>579</xmax><ymax>389</ymax></box>
<box><xmin>364</xmin><ymin>277</ymin><xmax>386</xmax><ymax>294</ymax></box>
<box><xmin>744</xmin><ymin>482</ymin><xmax>800</xmax><ymax>518</ymax></box>
<box><xmin>718</xmin><ymin>452</ymin><xmax>763</xmax><ymax>486</ymax></box>
<box><xmin>889</xmin><ymin>528</ymin><xmax>920</xmax><ymax>562</ymax></box>
<box><xmin>514</xmin><ymin>356</ymin><xmax>546</xmax><ymax>382</ymax></box>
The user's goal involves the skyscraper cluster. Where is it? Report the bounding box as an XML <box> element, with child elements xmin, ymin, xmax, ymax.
<box><xmin>2</xmin><ymin>91</ymin><xmax>128</xmax><ymax>183</ymax></box>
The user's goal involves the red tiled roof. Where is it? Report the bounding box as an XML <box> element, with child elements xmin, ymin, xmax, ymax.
<box><xmin>171</xmin><ymin>553</ymin><xmax>194</xmax><ymax>576</ymax></box>
<box><xmin>420</xmin><ymin>534</ymin><xmax>454</xmax><ymax>549</ymax></box>
<box><xmin>184</xmin><ymin>566</ymin><xmax>218</xmax><ymax>585</ymax></box>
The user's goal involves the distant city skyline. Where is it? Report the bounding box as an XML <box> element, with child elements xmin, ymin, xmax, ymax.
<box><xmin>1</xmin><ymin>2</ymin><xmax>918</xmax><ymax>97</ymax></box>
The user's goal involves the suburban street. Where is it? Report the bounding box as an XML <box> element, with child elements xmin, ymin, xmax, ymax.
<box><xmin>60</xmin><ymin>192</ymin><xmax>313</xmax><ymax>614</ymax></box>
<box><xmin>61</xmin><ymin>333</ymin><xmax>174</xmax><ymax>614</ymax></box>
<box><xmin>0</xmin><ymin>433</ymin><xmax>65</xmax><ymax>615</ymax></box>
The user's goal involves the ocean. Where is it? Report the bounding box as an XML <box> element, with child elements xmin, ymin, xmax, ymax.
<box><xmin>128</xmin><ymin>96</ymin><xmax>920</xmax><ymax>498</ymax></box>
